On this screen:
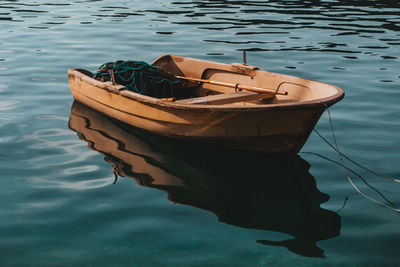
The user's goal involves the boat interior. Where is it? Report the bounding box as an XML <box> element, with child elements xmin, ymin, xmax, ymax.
<box><xmin>76</xmin><ymin>54</ymin><xmax>342</xmax><ymax>106</ymax></box>
<box><xmin>152</xmin><ymin>54</ymin><xmax>341</xmax><ymax>106</ymax></box>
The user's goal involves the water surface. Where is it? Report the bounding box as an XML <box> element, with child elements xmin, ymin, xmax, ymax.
<box><xmin>0</xmin><ymin>0</ymin><xmax>399</xmax><ymax>266</ymax></box>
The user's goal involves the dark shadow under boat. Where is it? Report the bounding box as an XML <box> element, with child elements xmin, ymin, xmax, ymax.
<box><xmin>68</xmin><ymin>101</ymin><xmax>341</xmax><ymax>258</ymax></box>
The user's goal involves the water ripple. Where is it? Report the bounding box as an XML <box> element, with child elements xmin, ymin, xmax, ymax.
<box><xmin>0</xmin><ymin>0</ymin><xmax>399</xmax><ymax>266</ymax></box>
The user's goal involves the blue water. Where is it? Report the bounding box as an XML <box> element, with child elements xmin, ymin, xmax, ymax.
<box><xmin>1</xmin><ymin>0</ymin><xmax>399</xmax><ymax>266</ymax></box>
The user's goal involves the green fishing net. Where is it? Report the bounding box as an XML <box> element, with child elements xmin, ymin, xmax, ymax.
<box><xmin>93</xmin><ymin>60</ymin><xmax>190</xmax><ymax>99</ymax></box>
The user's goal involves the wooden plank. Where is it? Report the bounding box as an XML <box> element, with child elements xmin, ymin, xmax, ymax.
<box><xmin>174</xmin><ymin>91</ymin><xmax>274</xmax><ymax>105</ymax></box>
<box><xmin>176</xmin><ymin>75</ymin><xmax>288</xmax><ymax>96</ymax></box>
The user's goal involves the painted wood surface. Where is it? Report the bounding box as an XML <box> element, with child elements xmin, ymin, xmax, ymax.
<box><xmin>68</xmin><ymin>55</ymin><xmax>344</xmax><ymax>155</ymax></box>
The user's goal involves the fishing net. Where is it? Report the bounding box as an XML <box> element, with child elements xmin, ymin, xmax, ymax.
<box><xmin>92</xmin><ymin>60</ymin><xmax>190</xmax><ymax>99</ymax></box>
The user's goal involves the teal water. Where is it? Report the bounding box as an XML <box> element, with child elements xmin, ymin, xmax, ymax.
<box><xmin>1</xmin><ymin>0</ymin><xmax>399</xmax><ymax>266</ymax></box>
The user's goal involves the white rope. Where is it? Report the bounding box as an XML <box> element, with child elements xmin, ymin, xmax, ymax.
<box><xmin>300</xmin><ymin>151</ymin><xmax>397</xmax><ymax>209</ymax></box>
<box><xmin>313</xmin><ymin>128</ymin><xmax>400</xmax><ymax>183</ymax></box>
<box><xmin>317</xmin><ymin>106</ymin><xmax>400</xmax><ymax>213</ymax></box>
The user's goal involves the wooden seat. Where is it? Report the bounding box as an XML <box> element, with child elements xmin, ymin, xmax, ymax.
<box><xmin>174</xmin><ymin>91</ymin><xmax>274</xmax><ymax>105</ymax></box>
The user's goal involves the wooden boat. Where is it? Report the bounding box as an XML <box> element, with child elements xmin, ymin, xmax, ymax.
<box><xmin>68</xmin><ymin>54</ymin><xmax>344</xmax><ymax>155</ymax></box>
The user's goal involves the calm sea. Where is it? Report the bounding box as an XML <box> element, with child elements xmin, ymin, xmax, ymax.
<box><xmin>0</xmin><ymin>0</ymin><xmax>399</xmax><ymax>266</ymax></box>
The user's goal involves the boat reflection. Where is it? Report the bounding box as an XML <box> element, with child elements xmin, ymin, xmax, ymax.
<box><xmin>68</xmin><ymin>101</ymin><xmax>341</xmax><ymax>258</ymax></box>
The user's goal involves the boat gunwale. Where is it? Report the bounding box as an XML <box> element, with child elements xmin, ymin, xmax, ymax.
<box><xmin>68</xmin><ymin>64</ymin><xmax>344</xmax><ymax>112</ymax></box>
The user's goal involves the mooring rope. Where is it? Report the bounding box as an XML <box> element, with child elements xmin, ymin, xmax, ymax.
<box><xmin>312</xmin><ymin>106</ymin><xmax>400</xmax><ymax>213</ymax></box>
<box><xmin>313</xmin><ymin>128</ymin><xmax>400</xmax><ymax>183</ymax></box>
<box><xmin>301</xmin><ymin>151</ymin><xmax>398</xmax><ymax>209</ymax></box>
